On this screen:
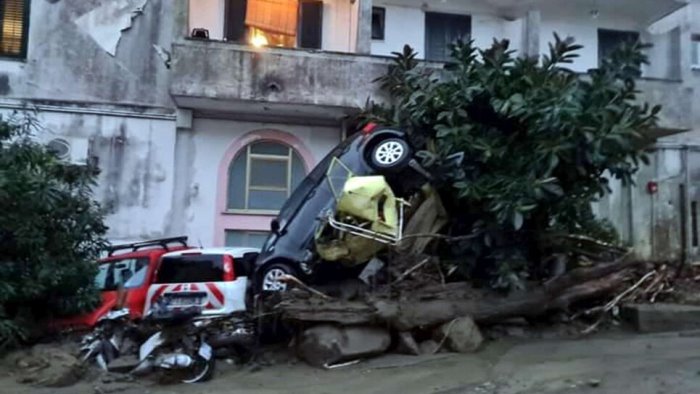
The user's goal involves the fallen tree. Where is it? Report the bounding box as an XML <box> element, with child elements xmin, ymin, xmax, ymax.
<box><xmin>271</xmin><ymin>36</ymin><xmax>664</xmax><ymax>366</ymax></box>
<box><xmin>276</xmin><ymin>256</ymin><xmax>637</xmax><ymax>331</ymax></box>
<box><xmin>360</xmin><ymin>35</ymin><xmax>658</xmax><ymax>291</ymax></box>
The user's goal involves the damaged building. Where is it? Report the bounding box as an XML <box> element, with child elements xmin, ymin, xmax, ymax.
<box><xmin>0</xmin><ymin>0</ymin><xmax>699</xmax><ymax>262</ymax></box>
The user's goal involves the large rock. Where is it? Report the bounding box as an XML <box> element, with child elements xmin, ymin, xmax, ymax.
<box><xmin>296</xmin><ymin>324</ymin><xmax>391</xmax><ymax>367</ymax></box>
<box><xmin>396</xmin><ymin>331</ymin><xmax>420</xmax><ymax>355</ymax></box>
<box><xmin>434</xmin><ymin>316</ymin><xmax>483</xmax><ymax>353</ymax></box>
<box><xmin>418</xmin><ymin>339</ymin><xmax>441</xmax><ymax>355</ymax></box>
<box><xmin>622</xmin><ymin>303</ymin><xmax>700</xmax><ymax>333</ymax></box>
<box><xmin>10</xmin><ymin>344</ymin><xmax>84</xmax><ymax>387</ymax></box>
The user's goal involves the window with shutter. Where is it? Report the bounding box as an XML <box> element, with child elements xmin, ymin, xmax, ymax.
<box><xmin>0</xmin><ymin>0</ymin><xmax>30</xmax><ymax>58</ymax></box>
<box><xmin>424</xmin><ymin>12</ymin><xmax>471</xmax><ymax>62</ymax></box>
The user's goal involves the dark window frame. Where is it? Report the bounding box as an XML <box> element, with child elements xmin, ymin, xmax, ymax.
<box><xmin>691</xmin><ymin>33</ymin><xmax>700</xmax><ymax>67</ymax></box>
<box><xmin>597</xmin><ymin>28</ymin><xmax>640</xmax><ymax>67</ymax></box>
<box><xmin>424</xmin><ymin>11</ymin><xmax>471</xmax><ymax>62</ymax></box>
<box><xmin>224</xmin><ymin>0</ymin><xmax>248</xmax><ymax>43</ymax></box>
<box><xmin>0</xmin><ymin>0</ymin><xmax>31</xmax><ymax>60</ymax></box>
<box><xmin>371</xmin><ymin>7</ymin><xmax>385</xmax><ymax>40</ymax></box>
<box><xmin>299</xmin><ymin>0</ymin><xmax>323</xmax><ymax>49</ymax></box>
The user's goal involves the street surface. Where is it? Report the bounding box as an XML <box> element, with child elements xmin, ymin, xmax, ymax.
<box><xmin>3</xmin><ymin>331</ymin><xmax>700</xmax><ymax>394</ymax></box>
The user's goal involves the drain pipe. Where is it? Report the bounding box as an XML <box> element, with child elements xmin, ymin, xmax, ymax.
<box><xmin>683</xmin><ymin>147</ymin><xmax>691</xmax><ymax>269</ymax></box>
<box><xmin>341</xmin><ymin>117</ymin><xmax>349</xmax><ymax>141</ymax></box>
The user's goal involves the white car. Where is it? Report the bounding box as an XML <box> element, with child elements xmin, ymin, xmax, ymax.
<box><xmin>143</xmin><ymin>247</ymin><xmax>260</xmax><ymax>317</ymax></box>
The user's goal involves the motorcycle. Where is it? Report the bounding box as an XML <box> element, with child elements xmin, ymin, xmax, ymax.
<box><xmin>132</xmin><ymin>299</ymin><xmax>256</xmax><ymax>383</ymax></box>
<box><xmin>80</xmin><ymin>308</ymin><xmax>139</xmax><ymax>371</ymax></box>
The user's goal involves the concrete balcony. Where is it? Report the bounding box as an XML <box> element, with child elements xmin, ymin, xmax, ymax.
<box><xmin>170</xmin><ymin>38</ymin><xmax>692</xmax><ymax>134</ymax></box>
<box><xmin>170</xmin><ymin>40</ymin><xmax>393</xmax><ymax>124</ymax></box>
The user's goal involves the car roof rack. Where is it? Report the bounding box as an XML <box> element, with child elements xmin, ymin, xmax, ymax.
<box><xmin>107</xmin><ymin>236</ymin><xmax>189</xmax><ymax>256</ymax></box>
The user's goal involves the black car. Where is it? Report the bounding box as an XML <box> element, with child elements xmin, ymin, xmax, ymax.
<box><xmin>252</xmin><ymin>125</ymin><xmax>423</xmax><ymax>293</ymax></box>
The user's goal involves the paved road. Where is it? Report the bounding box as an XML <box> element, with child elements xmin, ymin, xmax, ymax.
<box><xmin>5</xmin><ymin>331</ymin><xmax>700</xmax><ymax>394</ymax></box>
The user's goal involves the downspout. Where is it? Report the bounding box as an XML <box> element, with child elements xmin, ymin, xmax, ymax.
<box><xmin>683</xmin><ymin>147</ymin><xmax>691</xmax><ymax>266</ymax></box>
<box><xmin>341</xmin><ymin>117</ymin><xmax>348</xmax><ymax>141</ymax></box>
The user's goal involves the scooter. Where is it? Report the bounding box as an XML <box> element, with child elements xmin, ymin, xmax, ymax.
<box><xmin>80</xmin><ymin>308</ymin><xmax>137</xmax><ymax>370</ymax></box>
<box><xmin>131</xmin><ymin>299</ymin><xmax>239</xmax><ymax>383</ymax></box>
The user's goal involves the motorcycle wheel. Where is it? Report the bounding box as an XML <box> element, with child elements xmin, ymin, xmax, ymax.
<box><xmin>162</xmin><ymin>355</ymin><xmax>215</xmax><ymax>384</ymax></box>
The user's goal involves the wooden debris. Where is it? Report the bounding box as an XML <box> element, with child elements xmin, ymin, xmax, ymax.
<box><xmin>277</xmin><ymin>257</ymin><xmax>637</xmax><ymax>331</ymax></box>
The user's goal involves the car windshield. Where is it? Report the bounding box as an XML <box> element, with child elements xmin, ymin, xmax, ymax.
<box><xmin>94</xmin><ymin>258</ymin><xmax>149</xmax><ymax>291</ymax></box>
<box><xmin>155</xmin><ymin>255</ymin><xmax>225</xmax><ymax>284</ymax></box>
<box><xmin>275</xmin><ymin>135</ymin><xmax>357</xmax><ymax>230</ymax></box>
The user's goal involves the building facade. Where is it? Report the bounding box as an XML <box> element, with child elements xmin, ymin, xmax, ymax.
<box><xmin>0</xmin><ymin>0</ymin><xmax>698</xmax><ymax>261</ymax></box>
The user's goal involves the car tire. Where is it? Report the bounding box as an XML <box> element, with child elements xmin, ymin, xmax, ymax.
<box><xmin>369</xmin><ymin>137</ymin><xmax>412</xmax><ymax>172</ymax></box>
<box><xmin>259</xmin><ymin>263</ymin><xmax>295</xmax><ymax>293</ymax></box>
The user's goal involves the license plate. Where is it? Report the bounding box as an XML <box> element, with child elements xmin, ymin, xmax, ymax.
<box><xmin>166</xmin><ymin>296</ymin><xmax>203</xmax><ymax>307</ymax></box>
<box><xmin>198</xmin><ymin>342</ymin><xmax>212</xmax><ymax>360</ymax></box>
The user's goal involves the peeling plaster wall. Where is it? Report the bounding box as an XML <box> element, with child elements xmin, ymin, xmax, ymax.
<box><xmin>0</xmin><ymin>0</ymin><xmax>187</xmax><ymax>243</ymax></box>
<box><xmin>181</xmin><ymin>118</ymin><xmax>341</xmax><ymax>246</ymax></box>
<box><xmin>0</xmin><ymin>108</ymin><xmax>178</xmax><ymax>244</ymax></box>
<box><xmin>0</xmin><ymin>0</ymin><xmax>186</xmax><ymax>109</ymax></box>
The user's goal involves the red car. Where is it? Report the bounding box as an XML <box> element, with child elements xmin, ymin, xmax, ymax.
<box><xmin>51</xmin><ymin>237</ymin><xmax>190</xmax><ymax>331</ymax></box>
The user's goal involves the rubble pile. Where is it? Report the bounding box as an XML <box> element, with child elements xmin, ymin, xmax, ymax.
<box><xmin>268</xmin><ymin>186</ymin><xmax>670</xmax><ymax>367</ymax></box>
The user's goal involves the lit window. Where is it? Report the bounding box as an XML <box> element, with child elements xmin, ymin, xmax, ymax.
<box><xmin>692</xmin><ymin>34</ymin><xmax>700</xmax><ymax>69</ymax></box>
<box><xmin>0</xmin><ymin>0</ymin><xmax>30</xmax><ymax>59</ymax></box>
<box><xmin>227</xmin><ymin>141</ymin><xmax>305</xmax><ymax>212</ymax></box>
<box><xmin>240</xmin><ymin>0</ymin><xmax>322</xmax><ymax>49</ymax></box>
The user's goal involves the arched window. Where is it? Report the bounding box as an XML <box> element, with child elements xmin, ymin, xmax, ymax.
<box><xmin>227</xmin><ymin>141</ymin><xmax>305</xmax><ymax>211</ymax></box>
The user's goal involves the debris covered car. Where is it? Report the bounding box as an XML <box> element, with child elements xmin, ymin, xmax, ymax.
<box><xmin>51</xmin><ymin>237</ymin><xmax>191</xmax><ymax>331</ymax></box>
<box><xmin>253</xmin><ymin>125</ymin><xmax>430</xmax><ymax>292</ymax></box>
<box><xmin>80</xmin><ymin>247</ymin><xmax>261</xmax><ymax>383</ymax></box>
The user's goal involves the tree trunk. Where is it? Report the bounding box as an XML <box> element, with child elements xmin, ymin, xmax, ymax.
<box><xmin>276</xmin><ymin>259</ymin><xmax>636</xmax><ymax>330</ymax></box>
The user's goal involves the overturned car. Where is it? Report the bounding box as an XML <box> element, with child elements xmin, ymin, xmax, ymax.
<box><xmin>252</xmin><ymin>125</ymin><xmax>434</xmax><ymax>293</ymax></box>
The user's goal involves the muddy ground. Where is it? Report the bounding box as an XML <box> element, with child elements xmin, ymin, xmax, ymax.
<box><xmin>2</xmin><ymin>330</ymin><xmax>700</xmax><ymax>394</ymax></box>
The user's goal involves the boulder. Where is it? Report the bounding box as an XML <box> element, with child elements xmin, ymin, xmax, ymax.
<box><xmin>296</xmin><ymin>324</ymin><xmax>391</xmax><ymax>367</ymax></box>
<box><xmin>418</xmin><ymin>339</ymin><xmax>441</xmax><ymax>355</ymax></box>
<box><xmin>11</xmin><ymin>344</ymin><xmax>84</xmax><ymax>387</ymax></box>
<box><xmin>434</xmin><ymin>316</ymin><xmax>483</xmax><ymax>353</ymax></box>
<box><xmin>396</xmin><ymin>331</ymin><xmax>420</xmax><ymax>355</ymax></box>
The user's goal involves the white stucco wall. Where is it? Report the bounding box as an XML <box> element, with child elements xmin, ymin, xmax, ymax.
<box><xmin>370</xmin><ymin>2</ymin><xmax>514</xmax><ymax>59</ymax></box>
<box><xmin>184</xmin><ymin>118</ymin><xmax>342</xmax><ymax>246</ymax></box>
<box><xmin>503</xmin><ymin>18</ymin><xmax>523</xmax><ymax>55</ymax></box>
<box><xmin>189</xmin><ymin>0</ymin><xmax>226</xmax><ymax>40</ymax></box>
<box><xmin>371</xmin><ymin>5</ymin><xmax>425</xmax><ymax>57</ymax></box>
<box><xmin>539</xmin><ymin>7</ymin><xmax>643</xmax><ymax>72</ymax></box>
<box><xmin>0</xmin><ymin>109</ymin><xmax>179</xmax><ymax>245</ymax></box>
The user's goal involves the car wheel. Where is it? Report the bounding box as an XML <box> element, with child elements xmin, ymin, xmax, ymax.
<box><xmin>369</xmin><ymin>138</ymin><xmax>412</xmax><ymax>172</ymax></box>
<box><xmin>260</xmin><ymin>263</ymin><xmax>294</xmax><ymax>292</ymax></box>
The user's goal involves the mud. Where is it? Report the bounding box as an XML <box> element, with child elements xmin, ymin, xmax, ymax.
<box><xmin>2</xmin><ymin>331</ymin><xmax>700</xmax><ymax>394</ymax></box>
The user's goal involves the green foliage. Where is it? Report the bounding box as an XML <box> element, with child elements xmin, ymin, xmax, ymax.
<box><xmin>0</xmin><ymin>113</ymin><xmax>107</xmax><ymax>349</ymax></box>
<box><xmin>363</xmin><ymin>35</ymin><xmax>657</xmax><ymax>290</ymax></box>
